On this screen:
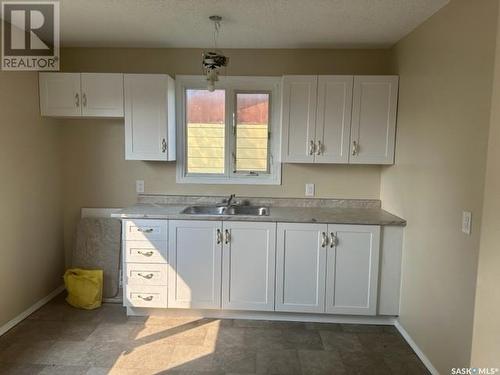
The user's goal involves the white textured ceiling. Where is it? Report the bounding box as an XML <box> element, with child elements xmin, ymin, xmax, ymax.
<box><xmin>59</xmin><ymin>0</ymin><xmax>449</xmax><ymax>49</ymax></box>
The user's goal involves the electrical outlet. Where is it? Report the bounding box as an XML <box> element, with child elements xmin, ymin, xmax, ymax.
<box><xmin>462</xmin><ymin>211</ymin><xmax>472</xmax><ymax>235</ymax></box>
<box><xmin>305</xmin><ymin>183</ymin><xmax>315</xmax><ymax>197</ymax></box>
<box><xmin>136</xmin><ymin>180</ymin><xmax>145</xmax><ymax>194</ymax></box>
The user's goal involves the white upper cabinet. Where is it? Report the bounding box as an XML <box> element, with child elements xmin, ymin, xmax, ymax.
<box><xmin>80</xmin><ymin>73</ymin><xmax>124</xmax><ymax>117</ymax></box>
<box><xmin>275</xmin><ymin>223</ymin><xmax>328</xmax><ymax>313</ymax></box>
<box><xmin>39</xmin><ymin>73</ymin><xmax>124</xmax><ymax>118</ymax></box>
<box><xmin>350</xmin><ymin>76</ymin><xmax>399</xmax><ymax>164</ymax></box>
<box><xmin>315</xmin><ymin>76</ymin><xmax>353</xmax><ymax>163</ymax></box>
<box><xmin>281</xmin><ymin>76</ymin><xmax>318</xmax><ymax>163</ymax></box>
<box><xmin>167</xmin><ymin>220</ymin><xmax>222</xmax><ymax>309</ymax></box>
<box><xmin>222</xmin><ymin>222</ymin><xmax>276</xmax><ymax>311</ymax></box>
<box><xmin>281</xmin><ymin>75</ymin><xmax>398</xmax><ymax>165</ymax></box>
<box><xmin>325</xmin><ymin>225</ymin><xmax>380</xmax><ymax>315</ymax></box>
<box><xmin>124</xmin><ymin>74</ymin><xmax>176</xmax><ymax>161</ymax></box>
<box><xmin>39</xmin><ymin>73</ymin><xmax>82</xmax><ymax>117</ymax></box>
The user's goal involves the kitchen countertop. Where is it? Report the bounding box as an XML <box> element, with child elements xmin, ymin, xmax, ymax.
<box><xmin>112</xmin><ymin>203</ymin><xmax>406</xmax><ymax>226</ymax></box>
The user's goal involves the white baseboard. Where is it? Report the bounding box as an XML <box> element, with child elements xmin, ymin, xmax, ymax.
<box><xmin>126</xmin><ymin>307</ymin><xmax>397</xmax><ymax>325</ymax></box>
<box><xmin>394</xmin><ymin>320</ymin><xmax>439</xmax><ymax>375</ymax></box>
<box><xmin>0</xmin><ymin>285</ymin><xmax>65</xmax><ymax>337</ymax></box>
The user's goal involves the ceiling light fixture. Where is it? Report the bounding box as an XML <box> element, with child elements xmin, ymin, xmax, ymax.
<box><xmin>202</xmin><ymin>15</ymin><xmax>228</xmax><ymax>92</ymax></box>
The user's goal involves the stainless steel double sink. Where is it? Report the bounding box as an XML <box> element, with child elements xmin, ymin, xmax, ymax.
<box><xmin>181</xmin><ymin>205</ymin><xmax>270</xmax><ymax>216</ymax></box>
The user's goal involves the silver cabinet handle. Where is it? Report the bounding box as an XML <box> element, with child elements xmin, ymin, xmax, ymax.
<box><xmin>82</xmin><ymin>93</ymin><xmax>87</xmax><ymax>107</ymax></box>
<box><xmin>138</xmin><ymin>273</ymin><xmax>154</xmax><ymax>279</ymax></box>
<box><xmin>137</xmin><ymin>250</ymin><xmax>154</xmax><ymax>257</ymax></box>
<box><xmin>75</xmin><ymin>93</ymin><xmax>80</xmax><ymax>107</ymax></box>
<box><xmin>352</xmin><ymin>141</ymin><xmax>359</xmax><ymax>156</ymax></box>
<box><xmin>137</xmin><ymin>295</ymin><xmax>153</xmax><ymax>301</ymax></box>
<box><xmin>162</xmin><ymin>138</ymin><xmax>167</xmax><ymax>153</ymax></box>
<box><xmin>329</xmin><ymin>232</ymin><xmax>337</xmax><ymax>248</ymax></box>
<box><xmin>321</xmin><ymin>232</ymin><xmax>327</xmax><ymax>248</ymax></box>
<box><xmin>224</xmin><ymin>229</ymin><xmax>230</xmax><ymax>244</ymax></box>
<box><xmin>309</xmin><ymin>140</ymin><xmax>316</xmax><ymax>155</ymax></box>
<box><xmin>316</xmin><ymin>140</ymin><xmax>322</xmax><ymax>155</ymax></box>
<box><xmin>137</xmin><ymin>228</ymin><xmax>153</xmax><ymax>233</ymax></box>
<box><xmin>216</xmin><ymin>229</ymin><xmax>222</xmax><ymax>244</ymax></box>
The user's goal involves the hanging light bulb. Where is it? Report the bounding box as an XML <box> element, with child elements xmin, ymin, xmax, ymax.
<box><xmin>202</xmin><ymin>15</ymin><xmax>228</xmax><ymax>91</ymax></box>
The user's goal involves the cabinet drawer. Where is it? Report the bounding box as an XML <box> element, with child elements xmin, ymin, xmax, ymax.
<box><xmin>125</xmin><ymin>263</ymin><xmax>168</xmax><ymax>286</ymax></box>
<box><xmin>124</xmin><ymin>285</ymin><xmax>167</xmax><ymax>308</ymax></box>
<box><xmin>124</xmin><ymin>240</ymin><xmax>167</xmax><ymax>263</ymax></box>
<box><xmin>123</xmin><ymin>219</ymin><xmax>167</xmax><ymax>241</ymax></box>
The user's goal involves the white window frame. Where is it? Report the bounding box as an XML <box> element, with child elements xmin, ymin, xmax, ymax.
<box><xmin>176</xmin><ymin>75</ymin><xmax>282</xmax><ymax>185</ymax></box>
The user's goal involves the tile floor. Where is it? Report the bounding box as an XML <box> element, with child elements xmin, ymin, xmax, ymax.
<box><xmin>0</xmin><ymin>294</ymin><xmax>429</xmax><ymax>374</ymax></box>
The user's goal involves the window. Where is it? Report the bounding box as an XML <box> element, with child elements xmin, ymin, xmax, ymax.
<box><xmin>186</xmin><ymin>89</ymin><xmax>225</xmax><ymax>174</ymax></box>
<box><xmin>177</xmin><ymin>76</ymin><xmax>281</xmax><ymax>185</ymax></box>
<box><xmin>235</xmin><ymin>92</ymin><xmax>270</xmax><ymax>173</ymax></box>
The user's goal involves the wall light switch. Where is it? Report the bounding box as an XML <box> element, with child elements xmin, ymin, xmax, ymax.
<box><xmin>136</xmin><ymin>180</ymin><xmax>145</xmax><ymax>194</ymax></box>
<box><xmin>305</xmin><ymin>183</ymin><xmax>315</xmax><ymax>197</ymax></box>
<box><xmin>462</xmin><ymin>211</ymin><xmax>472</xmax><ymax>235</ymax></box>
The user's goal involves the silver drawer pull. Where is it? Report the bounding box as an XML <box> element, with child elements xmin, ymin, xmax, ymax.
<box><xmin>216</xmin><ymin>229</ymin><xmax>222</xmax><ymax>244</ymax></box>
<box><xmin>329</xmin><ymin>232</ymin><xmax>337</xmax><ymax>248</ymax></box>
<box><xmin>224</xmin><ymin>229</ymin><xmax>230</xmax><ymax>244</ymax></box>
<box><xmin>137</xmin><ymin>228</ymin><xmax>154</xmax><ymax>233</ymax></box>
<box><xmin>138</xmin><ymin>273</ymin><xmax>154</xmax><ymax>279</ymax></box>
<box><xmin>309</xmin><ymin>140</ymin><xmax>316</xmax><ymax>155</ymax></box>
<box><xmin>137</xmin><ymin>250</ymin><xmax>154</xmax><ymax>257</ymax></box>
<box><xmin>137</xmin><ymin>295</ymin><xmax>153</xmax><ymax>301</ymax></box>
<box><xmin>352</xmin><ymin>140</ymin><xmax>359</xmax><ymax>156</ymax></box>
<box><xmin>321</xmin><ymin>232</ymin><xmax>327</xmax><ymax>248</ymax></box>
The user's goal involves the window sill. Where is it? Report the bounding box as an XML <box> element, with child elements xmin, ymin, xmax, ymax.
<box><xmin>176</xmin><ymin>173</ymin><xmax>282</xmax><ymax>185</ymax></box>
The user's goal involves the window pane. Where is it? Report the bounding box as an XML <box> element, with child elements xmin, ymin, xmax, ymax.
<box><xmin>235</xmin><ymin>93</ymin><xmax>269</xmax><ymax>172</ymax></box>
<box><xmin>186</xmin><ymin>89</ymin><xmax>225</xmax><ymax>174</ymax></box>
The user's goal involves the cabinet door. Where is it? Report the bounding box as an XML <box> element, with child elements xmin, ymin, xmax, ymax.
<box><xmin>39</xmin><ymin>73</ymin><xmax>81</xmax><ymax>117</ymax></box>
<box><xmin>168</xmin><ymin>220</ymin><xmax>222</xmax><ymax>309</ymax></box>
<box><xmin>326</xmin><ymin>225</ymin><xmax>380</xmax><ymax>315</ymax></box>
<box><xmin>81</xmin><ymin>73</ymin><xmax>124</xmax><ymax>117</ymax></box>
<box><xmin>124</xmin><ymin>74</ymin><xmax>175</xmax><ymax>161</ymax></box>
<box><xmin>281</xmin><ymin>76</ymin><xmax>318</xmax><ymax>163</ymax></box>
<box><xmin>315</xmin><ymin>76</ymin><xmax>353</xmax><ymax>163</ymax></box>
<box><xmin>350</xmin><ymin>76</ymin><xmax>399</xmax><ymax>164</ymax></box>
<box><xmin>276</xmin><ymin>223</ymin><xmax>327</xmax><ymax>313</ymax></box>
<box><xmin>222</xmin><ymin>222</ymin><xmax>276</xmax><ymax>311</ymax></box>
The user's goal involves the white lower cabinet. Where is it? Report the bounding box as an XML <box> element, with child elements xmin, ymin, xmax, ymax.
<box><xmin>125</xmin><ymin>285</ymin><xmax>168</xmax><ymax>308</ymax></box>
<box><xmin>275</xmin><ymin>223</ymin><xmax>380</xmax><ymax>316</ymax></box>
<box><xmin>275</xmin><ymin>223</ymin><xmax>328</xmax><ymax>313</ymax></box>
<box><xmin>167</xmin><ymin>220</ymin><xmax>222</xmax><ymax>309</ymax></box>
<box><xmin>122</xmin><ymin>219</ymin><xmax>168</xmax><ymax>309</ymax></box>
<box><xmin>222</xmin><ymin>222</ymin><xmax>276</xmax><ymax>311</ymax></box>
<box><xmin>124</xmin><ymin>263</ymin><xmax>168</xmax><ymax>286</ymax></box>
<box><xmin>123</xmin><ymin>219</ymin><xmax>393</xmax><ymax>317</ymax></box>
<box><xmin>167</xmin><ymin>220</ymin><xmax>277</xmax><ymax>311</ymax></box>
<box><xmin>326</xmin><ymin>225</ymin><xmax>380</xmax><ymax>315</ymax></box>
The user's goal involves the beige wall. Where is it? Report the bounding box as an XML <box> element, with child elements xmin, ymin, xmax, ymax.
<box><xmin>471</xmin><ymin>2</ymin><xmax>500</xmax><ymax>367</ymax></box>
<box><xmin>0</xmin><ymin>72</ymin><xmax>64</xmax><ymax>327</ymax></box>
<box><xmin>381</xmin><ymin>0</ymin><xmax>498</xmax><ymax>372</ymax></box>
<box><xmin>60</xmin><ymin>48</ymin><xmax>392</xmax><ymax>259</ymax></box>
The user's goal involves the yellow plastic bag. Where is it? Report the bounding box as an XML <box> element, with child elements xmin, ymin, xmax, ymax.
<box><xmin>64</xmin><ymin>268</ymin><xmax>103</xmax><ymax>310</ymax></box>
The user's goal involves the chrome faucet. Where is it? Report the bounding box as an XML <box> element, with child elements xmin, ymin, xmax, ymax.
<box><xmin>219</xmin><ymin>194</ymin><xmax>241</xmax><ymax>208</ymax></box>
<box><xmin>226</xmin><ymin>194</ymin><xmax>236</xmax><ymax>207</ymax></box>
